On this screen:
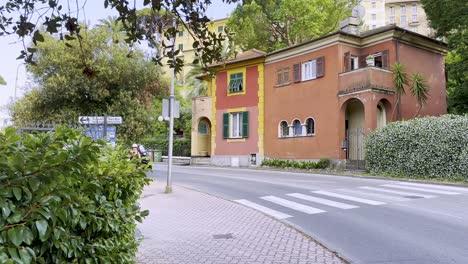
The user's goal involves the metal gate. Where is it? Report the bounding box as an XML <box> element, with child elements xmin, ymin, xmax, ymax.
<box><xmin>346</xmin><ymin>128</ymin><xmax>366</xmax><ymax>170</ymax></box>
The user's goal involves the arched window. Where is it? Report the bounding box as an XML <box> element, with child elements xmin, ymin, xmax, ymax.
<box><xmin>306</xmin><ymin>118</ymin><xmax>315</xmax><ymax>135</ymax></box>
<box><xmin>198</xmin><ymin>121</ymin><xmax>208</xmax><ymax>135</ymax></box>
<box><xmin>280</xmin><ymin>121</ymin><xmax>289</xmax><ymax>137</ymax></box>
<box><xmin>293</xmin><ymin>119</ymin><xmax>302</xmax><ymax>136</ymax></box>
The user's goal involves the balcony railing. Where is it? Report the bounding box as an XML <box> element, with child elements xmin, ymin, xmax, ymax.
<box><xmin>338</xmin><ymin>67</ymin><xmax>394</xmax><ymax>96</ymax></box>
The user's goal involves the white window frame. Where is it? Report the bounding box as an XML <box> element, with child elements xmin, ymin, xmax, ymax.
<box><xmin>371</xmin><ymin>1</ymin><xmax>376</xmax><ymax>8</ymax></box>
<box><xmin>351</xmin><ymin>56</ymin><xmax>359</xmax><ymax>70</ymax></box>
<box><xmin>390</xmin><ymin>6</ymin><xmax>395</xmax><ymax>15</ymax></box>
<box><xmin>401</xmin><ymin>15</ymin><xmax>407</xmax><ymax>27</ymax></box>
<box><xmin>292</xmin><ymin>119</ymin><xmax>302</xmax><ymax>136</ymax></box>
<box><xmin>411</xmin><ymin>4</ymin><xmax>417</xmax><ymax>14</ymax></box>
<box><xmin>372</xmin><ymin>14</ymin><xmax>376</xmax><ymax>21</ymax></box>
<box><xmin>301</xmin><ymin>60</ymin><xmax>317</xmax><ymax>81</ymax></box>
<box><xmin>411</xmin><ymin>14</ymin><xmax>417</xmax><ymax>22</ymax></box>
<box><xmin>401</xmin><ymin>5</ymin><xmax>406</xmax><ymax>13</ymax></box>
<box><xmin>389</xmin><ymin>16</ymin><xmax>395</xmax><ymax>24</ymax></box>
<box><xmin>230</xmin><ymin>112</ymin><xmax>242</xmax><ymax>138</ymax></box>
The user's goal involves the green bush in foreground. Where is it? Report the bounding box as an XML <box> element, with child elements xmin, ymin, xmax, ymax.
<box><xmin>365</xmin><ymin>115</ymin><xmax>468</xmax><ymax>181</ymax></box>
<box><xmin>262</xmin><ymin>158</ymin><xmax>330</xmax><ymax>170</ymax></box>
<box><xmin>0</xmin><ymin>127</ymin><xmax>151</xmax><ymax>263</ymax></box>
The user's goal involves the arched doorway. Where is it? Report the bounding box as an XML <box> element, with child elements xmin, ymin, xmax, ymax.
<box><xmin>344</xmin><ymin>99</ymin><xmax>365</xmax><ymax>164</ymax></box>
<box><xmin>377</xmin><ymin>101</ymin><xmax>387</xmax><ymax>129</ymax></box>
<box><xmin>197</xmin><ymin>118</ymin><xmax>211</xmax><ymax>156</ymax></box>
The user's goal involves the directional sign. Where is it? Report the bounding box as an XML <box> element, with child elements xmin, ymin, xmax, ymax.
<box><xmin>78</xmin><ymin>116</ymin><xmax>123</xmax><ymax>125</ymax></box>
<box><xmin>162</xmin><ymin>99</ymin><xmax>180</xmax><ymax>119</ymax></box>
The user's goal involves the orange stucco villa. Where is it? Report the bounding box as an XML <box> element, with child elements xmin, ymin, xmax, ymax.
<box><xmin>191</xmin><ymin>24</ymin><xmax>447</xmax><ymax>168</ymax></box>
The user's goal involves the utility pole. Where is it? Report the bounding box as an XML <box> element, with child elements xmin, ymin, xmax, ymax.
<box><xmin>165</xmin><ymin>16</ymin><xmax>177</xmax><ymax>194</ymax></box>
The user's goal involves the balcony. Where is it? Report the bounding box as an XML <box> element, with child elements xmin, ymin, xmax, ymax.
<box><xmin>338</xmin><ymin>67</ymin><xmax>394</xmax><ymax>96</ymax></box>
<box><xmin>385</xmin><ymin>0</ymin><xmax>419</xmax><ymax>4</ymax></box>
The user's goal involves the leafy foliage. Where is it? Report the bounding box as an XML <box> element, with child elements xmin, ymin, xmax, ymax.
<box><xmin>0</xmin><ymin>0</ymin><xmax>233</xmax><ymax>73</ymax></box>
<box><xmin>0</xmin><ymin>127</ymin><xmax>151</xmax><ymax>263</ymax></box>
<box><xmin>262</xmin><ymin>158</ymin><xmax>330</xmax><ymax>170</ymax></box>
<box><xmin>227</xmin><ymin>0</ymin><xmax>358</xmax><ymax>52</ymax></box>
<box><xmin>420</xmin><ymin>0</ymin><xmax>468</xmax><ymax>114</ymax></box>
<box><xmin>0</xmin><ymin>75</ymin><xmax>5</xmax><ymax>85</ymax></box>
<box><xmin>365</xmin><ymin>115</ymin><xmax>468</xmax><ymax>181</ymax></box>
<box><xmin>141</xmin><ymin>138</ymin><xmax>191</xmax><ymax>157</ymax></box>
<box><xmin>10</xmin><ymin>25</ymin><xmax>168</xmax><ymax>144</ymax></box>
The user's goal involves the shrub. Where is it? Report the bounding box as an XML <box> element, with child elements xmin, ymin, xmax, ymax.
<box><xmin>141</xmin><ymin>137</ymin><xmax>191</xmax><ymax>157</ymax></box>
<box><xmin>261</xmin><ymin>158</ymin><xmax>330</xmax><ymax>170</ymax></box>
<box><xmin>0</xmin><ymin>127</ymin><xmax>151</xmax><ymax>263</ymax></box>
<box><xmin>365</xmin><ymin>115</ymin><xmax>468</xmax><ymax>181</ymax></box>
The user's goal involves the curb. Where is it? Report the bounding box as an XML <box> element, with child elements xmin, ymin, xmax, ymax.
<box><xmin>172</xmin><ymin>183</ymin><xmax>351</xmax><ymax>264</ymax></box>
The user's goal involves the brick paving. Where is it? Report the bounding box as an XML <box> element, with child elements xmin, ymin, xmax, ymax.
<box><xmin>137</xmin><ymin>182</ymin><xmax>345</xmax><ymax>264</ymax></box>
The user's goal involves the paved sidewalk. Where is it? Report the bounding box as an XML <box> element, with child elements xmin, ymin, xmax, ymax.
<box><xmin>137</xmin><ymin>182</ymin><xmax>345</xmax><ymax>264</ymax></box>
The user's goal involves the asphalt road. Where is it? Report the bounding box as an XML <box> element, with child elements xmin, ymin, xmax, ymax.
<box><xmin>149</xmin><ymin>164</ymin><xmax>468</xmax><ymax>264</ymax></box>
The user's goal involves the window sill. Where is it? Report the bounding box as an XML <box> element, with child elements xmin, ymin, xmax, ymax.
<box><xmin>278</xmin><ymin>134</ymin><xmax>315</xmax><ymax>139</ymax></box>
<box><xmin>275</xmin><ymin>82</ymin><xmax>291</xmax><ymax>88</ymax></box>
<box><xmin>227</xmin><ymin>91</ymin><xmax>246</xmax><ymax>96</ymax></box>
<box><xmin>227</xmin><ymin>138</ymin><xmax>246</xmax><ymax>142</ymax></box>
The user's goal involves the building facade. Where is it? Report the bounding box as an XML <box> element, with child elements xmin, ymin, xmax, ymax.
<box><xmin>361</xmin><ymin>0</ymin><xmax>434</xmax><ymax>37</ymax></box>
<box><xmin>191</xmin><ymin>25</ymin><xmax>447</xmax><ymax>167</ymax></box>
<box><xmin>162</xmin><ymin>18</ymin><xmax>228</xmax><ymax>83</ymax></box>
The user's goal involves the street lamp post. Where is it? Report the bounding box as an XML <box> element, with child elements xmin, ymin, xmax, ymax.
<box><xmin>14</xmin><ymin>63</ymin><xmax>25</xmax><ymax>101</ymax></box>
<box><xmin>165</xmin><ymin>17</ymin><xmax>178</xmax><ymax>194</ymax></box>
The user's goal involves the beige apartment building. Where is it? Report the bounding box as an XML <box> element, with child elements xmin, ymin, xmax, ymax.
<box><xmin>162</xmin><ymin>18</ymin><xmax>228</xmax><ymax>83</ymax></box>
<box><xmin>360</xmin><ymin>0</ymin><xmax>434</xmax><ymax>36</ymax></box>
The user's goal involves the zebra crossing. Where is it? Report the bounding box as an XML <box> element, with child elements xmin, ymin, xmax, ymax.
<box><xmin>234</xmin><ymin>182</ymin><xmax>468</xmax><ymax>220</ymax></box>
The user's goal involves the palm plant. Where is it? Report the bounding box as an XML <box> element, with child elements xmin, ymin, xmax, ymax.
<box><xmin>391</xmin><ymin>62</ymin><xmax>409</xmax><ymax>120</ymax></box>
<box><xmin>185</xmin><ymin>64</ymin><xmax>209</xmax><ymax>98</ymax></box>
<box><xmin>97</xmin><ymin>16</ymin><xmax>125</xmax><ymax>43</ymax></box>
<box><xmin>410</xmin><ymin>73</ymin><xmax>429</xmax><ymax>117</ymax></box>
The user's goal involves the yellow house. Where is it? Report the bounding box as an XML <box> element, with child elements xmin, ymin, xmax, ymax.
<box><xmin>162</xmin><ymin>18</ymin><xmax>229</xmax><ymax>83</ymax></box>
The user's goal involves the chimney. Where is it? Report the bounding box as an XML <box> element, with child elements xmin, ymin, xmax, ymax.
<box><xmin>339</xmin><ymin>16</ymin><xmax>361</xmax><ymax>35</ymax></box>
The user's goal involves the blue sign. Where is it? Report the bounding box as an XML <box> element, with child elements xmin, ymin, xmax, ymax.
<box><xmin>85</xmin><ymin>125</ymin><xmax>117</xmax><ymax>143</ymax></box>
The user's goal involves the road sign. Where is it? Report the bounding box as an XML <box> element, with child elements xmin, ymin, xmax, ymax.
<box><xmin>78</xmin><ymin>116</ymin><xmax>123</xmax><ymax>125</ymax></box>
<box><xmin>162</xmin><ymin>99</ymin><xmax>180</xmax><ymax>119</ymax></box>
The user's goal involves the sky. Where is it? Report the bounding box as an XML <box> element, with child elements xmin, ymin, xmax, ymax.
<box><xmin>0</xmin><ymin>0</ymin><xmax>237</xmax><ymax>118</ymax></box>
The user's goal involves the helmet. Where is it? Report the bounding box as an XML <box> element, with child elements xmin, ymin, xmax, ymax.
<box><xmin>132</xmin><ymin>144</ymin><xmax>138</xmax><ymax>148</ymax></box>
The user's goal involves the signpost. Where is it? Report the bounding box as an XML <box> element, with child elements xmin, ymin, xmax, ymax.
<box><xmin>79</xmin><ymin>115</ymin><xmax>122</xmax><ymax>143</ymax></box>
<box><xmin>78</xmin><ymin>116</ymin><xmax>123</xmax><ymax>125</ymax></box>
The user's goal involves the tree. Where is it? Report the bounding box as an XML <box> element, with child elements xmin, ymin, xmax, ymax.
<box><xmin>0</xmin><ymin>0</ymin><xmax>235</xmax><ymax>73</ymax></box>
<box><xmin>10</xmin><ymin>25</ymin><xmax>168</xmax><ymax>143</ymax></box>
<box><xmin>391</xmin><ymin>62</ymin><xmax>408</xmax><ymax>120</ymax></box>
<box><xmin>409</xmin><ymin>73</ymin><xmax>429</xmax><ymax>117</ymax></box>
<box><xmin>97</xmin><ymin>16</ymin><xmax>125</xmax><ymax>44</ymax></box>
<box><xmin>0</xmin><ymin>75</ymin><xmax>5</xmax><ymax>85</ymax></box>
<box><xmin>420</xmin><ymin>0</ymin><xmax>468</xmax><ymax>114</ymax></box>
<box><xmin>227</xmin><ymin>0</ymin><xmax>358</xmax><ymax>52</ymax></box>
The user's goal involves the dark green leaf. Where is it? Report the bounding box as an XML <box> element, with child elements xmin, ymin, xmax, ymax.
<box><xmin>35</xmin><ymin>220</ymin><xmax>48</xmax><ymax>242</ymax></box>
<box><xmin>8</xmin><ymin>227</ymin><xmax>23</xmax><ymax>247</ymax></box>
<box><xmin>22</xmin><ymin>226</ymin><xmax>33</xmax><ymax>245</ymax></box>
<box><xmin>12</xmin><ymin>187</ymin><xmax>22</xmax><ymax>201</ymax></box>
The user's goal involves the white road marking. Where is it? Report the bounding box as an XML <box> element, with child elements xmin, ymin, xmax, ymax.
<box><xmin>312</xmin><ymin>191</ymin><xmax>386</xmax><ymax>205</ymax></box>
<box><xmin>234</xmin><ymin>199</ymin><xmax>293</xmax><ymax>219</ymax></box>
<box><xmin>381</xmin><ymin>184</ymin><xmax>460</xmax><ymax>195</ymax></box>
<box><xmin>336</xmin><ymin>188</ymin><xmax>410</xmax><ymax>202</ymax></box>
<box><xmin>260</xmin><ymin>196</ymin><xmax>326</xmax><ymax>214</ymax></box>
<box><xmin>397</xmin><ymin>182</ymin><xmax>468</xmax><ymax>193</ymax></box>
<box><xmin>359</xmin><ymin>186</ymin><xmax>436</xmax><ymax>198</ymax></box>
<box><xmin>287</xmin><ymin>193</ymin><xmax>358</xmax><ymax>209</ymax></box>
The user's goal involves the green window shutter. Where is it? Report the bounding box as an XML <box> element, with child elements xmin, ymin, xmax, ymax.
<box><xmin>242</xmin><ymin>111</ymin><xmax>249</xmax><ymax>138</ymax></box>
<box><xmin>223</xmin><ymin>113</ymin><xmax>229</xmax><ymax>139</ymax></box>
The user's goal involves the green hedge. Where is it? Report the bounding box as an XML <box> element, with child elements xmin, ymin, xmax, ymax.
<box><xmin>262</xmin><ymin>158</ymin><xmax>330</xmax><ymax>170</ymax></box>
<box><xmin>141</xmin><ymin>138</ymin><xmax>191</xmax><ymax>157</ymax></box>
<box><xmin>365</xmin><ymin>115</ymin><xmax>468</xmax><ymax>181</ymax></box>
<box><xmin>0</xmin><ymin>127</ymin><xmax>151</xmax><ymax>263</ymax></box>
